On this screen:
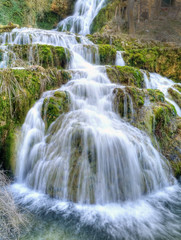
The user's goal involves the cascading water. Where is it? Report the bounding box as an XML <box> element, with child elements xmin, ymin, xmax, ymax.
<box><xmin>15</xmin><ymin>40</ymin><xmax>171</xmax><ymax>204</ymax></box>
<box><xmin>0</xmin><ymin>0</ymin><xmax>181</xmax><ymax>239</ymax></box>
<box><xmin>57</xmin><ymin>0</ymin><xmax>106</xmax><ymax>35</ymax></box>
<box><xmin>144</xmin><ymin>72</ymin><xmax>181</xmax><ymax>116</ymax></box>
<box><xmin>115</xmin><ymin>51</ymin><xmax>125</xmax><ymax>67</ymax></box>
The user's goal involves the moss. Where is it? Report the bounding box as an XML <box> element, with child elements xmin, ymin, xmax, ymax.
<box><xmin>113</xmin><ymin>86</ymin><xmax>145</xmax><ymax>119</ymax></box>
<box><xmin>10</xmin><ymin>44</ymin><xmax>71</xmax><ymax>69</ymax></box>
<box><xmin>170</xmin><ymin>161</ymin><xmax>181</xmax><ymax>179</ymax></box>
<box><xmin>0</xmin><ymin>123</ymin><xmax>18</xmax><ymax>173</ymax></box>
<box><xmin>147</xmin><ymin>89</ymin><xmax>165</xmax><ymax>102</ymax></box>
<box><xmin>0</xmin><ymin>0</ymin><xmax>26</xmax><ymax>26</ymax></box>
<box><xmin>88</xmin><ymin>34</ymin><xmax>181</xmax><ymax>82</ymax></box>
<box><xmin>154</xmin><ymin>104</ymin><xmax>176</xmax><ymax>130</ymax></box>
<box><xmin>91</xmin><ymin>0</ymin><xmax>125</xmax><ymax>34</ymax></box>
<box><xmin>124</xmin><ymin>47</ymin><xmax>160</xmax><ymax>72</ymax></box>
<box><xmin>124</xmin><ymin>47</ymin><xmax>181</xmax><ymax>83</ymax></box>
<box><xmin>173</xmin><ymin>84</ymin><xmax>181</xmax><ymax>93</ymax></box>
<box><xmin>0</xmin><ymin>68</ymin><xmax>72</xmax><ymax>171</ymax></box>
<box><xmin>36</xmin><ymin>12</ymin><xmax>59</xmax><ymax>30</ymax></box>
<box><xmin>114</xmin><ymin>85</ymin><xmax>181</xmax><ymax>170</ymax></box>
<box><xmin>106</xmin><ymin>66</ymin><xmax>144</xmax><ymax>88</ymax></box>
<box><xmin>126</xmin><ymin>87</ymin><xmax>145</xmax><ymax>106</ymax></box>
<box><xmin>0</xmin><ymin>50</ymin><xmax>3</xmax><ymax>62</ymax></box>
<box><xmin>0</xmin><ymin>23</ymin><xmax>19</xmax><ymax>33</ymax></box>
<box><xmin>98</xmin><ymin>44</ymin><xmax>117</xmax><ymax>65</ymax></box>
<box><xmin>168</xmin><ymin>88</ymin><xmax>181</xmax><ymax>108</ymax></box>
<box><xmin>42</xmin><ymin>91</ymin><xmax>70</xmax><ymax>128</ymax></box>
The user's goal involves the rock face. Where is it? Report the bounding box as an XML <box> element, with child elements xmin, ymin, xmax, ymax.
<box><xmin>88</xmin><ymin>34</ymin><xmax>181</xmax><ymax>83</ymax></box>
<box><xmin>42</xmin><ymin>91</ymin><xmax>70</xmax><ymax>129</ymax></box>
<box><xmin>0</xmin><ymin>23</ymin><xmax>19</xmax><ymax>33</ymax></box>
<box><xmin>113</xmin><ymin>81</ymin><xmax>181</xmax><ymax>178</ymax></box>
<box><xmin>4</xmin><ymin>44</ymin><xmax>71</xmax><ymax>69</ymax></box>
<box><xmin>106</xmin><ymin>66</ymin><xmax>144</xmax><ymax>88</ymax></box>
<box><xmin>0</xmin><ymin>68</ymin><xmax>71</xmax><ymax>171</ymax></box>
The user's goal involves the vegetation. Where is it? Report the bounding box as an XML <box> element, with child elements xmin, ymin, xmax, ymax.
<box><xmin>42</xmin><ymin>90</ymin><xmax>70</xmax><ymax>128</ymax></box>
<box><xmin>88</xmin><ymin>34</ymin><xmax>181</xmax><ymax>83</ymax></box>
<box><xmin>106</xmin><ymin>66</ymin><xmax>144</xmax><ymax>88</ymax></box>
<box><xmin>8</xmin><ymin>44</ymin><xmax>71</xmax><ymax>69</ymax></box>
<box><xmin>98</xmin><ymin>44</ymin><xmax>117</xmax><ymax>64</ymax></box>
<box><xmin>0</xmin><ymin>68</ymin><xmax>71</xmax><ymax>171</ymax></box>
<box><xmin>113</xmin><ymin>85</ymin><xmax>181</xmax><ymax>172</ymax></box>
<box><xmin>0</xmin><ymin>170</ymin><xmax>25</xmax><ymax>240</ymax></box>
<box><xmin>0</xmin><ymin>0</ymin><xmax>75</xmax><ymax>29</ymax></box>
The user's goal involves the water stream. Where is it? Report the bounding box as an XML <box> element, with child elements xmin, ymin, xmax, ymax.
<box><xmin>0</xmin><ymin>0</ymin><xmax>181</xmax><ymax>239</ymax></box>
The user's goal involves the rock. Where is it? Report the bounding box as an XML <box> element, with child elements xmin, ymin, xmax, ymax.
<box><xmin>42</xmin><ymin>91</ymin><xmax>70</xmax><ymax>128</ymax></box>
<box><xmin>0</xmin><ymin>23</ymin><xmax>19</xmax><ymax>33</ymax></box>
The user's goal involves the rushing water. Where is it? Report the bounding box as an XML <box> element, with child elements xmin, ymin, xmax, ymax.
<box><xmin>57</xmin><ymin>0</ymin><xmax>106</xmax><ymax>35</ymax></box>
<box><xmin>0</xmin><ymin>0</ymin><xmax>181</xmax><ymax>239</ymax></box>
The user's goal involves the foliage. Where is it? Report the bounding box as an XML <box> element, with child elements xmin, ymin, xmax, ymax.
<box><xmin>98</xmin><ymin>44</ymin><xmax>117</xmax><ymax>64</ymax></box>
<box><xmin>42</xmin><ymin>91</ymin><xmax>70</xmax><ymax>128</ymax></box>
<box><xmin>0</xmin><ymin>170</ymin><xmax>26</xmax><ymax>240</ymax></box>
<box><xmin>0</xmin><ymin>68</ymin><xmax>71</xmax><ymax>170</ymax></box>
<box><xmin>106</xmin><ymin>66</ymin><xmax>144</xmax><ymax>88</ymax></box>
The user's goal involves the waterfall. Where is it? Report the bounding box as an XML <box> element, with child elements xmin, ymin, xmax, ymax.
<box><xmin>1</xmin><ymin>1</ymin><xmax>181</xmax><ymax>239</ymax></box>
<box><xmin>115</xmin><ymin>51</ymin><xmax>125</xmax><ymax>67</ymax></box>
<box><xmin>4</xmin><ymin>28</ymin><xmax>169</xmax><ymax>205</ymax></box>
<box><xmin>143</xmin><ymin>72</ymin><xmax>181</xmax><ymax>116</ymax></box>
<box><xmin>57</xmin><ymin>0</ymin><xmax>106</xmax><ymax>35</ymax></box>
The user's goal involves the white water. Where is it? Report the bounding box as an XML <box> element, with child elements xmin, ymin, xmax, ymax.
<box><xmin>115</xmin><ymin>56</ymin><xmax>181</xmax><ymax>117</ymax></box>
<box><xmin>143</xmin><ymin>72</ymin><xmax>181</xmax><ymax>116</ymax></box>
<box><xmin>9</xmin><ymin>28</ymin><xmax>170</xmax><ymax>205</ymax></box>
<box><xmin>57</xmin><ymin>0</ymin><xmax>106</xmax><ymax>35</ymax></box>
<box><xmin>115</xmin><ymin>51</ymin><xmax>125</xmax><ymax>67</ymax></box>
<box><xmin>0</xmin><ymin>1</ymin><xmax>181</xmax><ymax>239</ymax></box>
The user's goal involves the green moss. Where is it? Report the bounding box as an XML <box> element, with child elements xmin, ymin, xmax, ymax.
<box><xmin>147</xmin><ymin>89</ymin><xmax>165</xmax><ymax>102</ymax></box>
<box><xmin>124</xmin><ymin>47</ymin><xmax>160</xmax><ymax>72</ymax></box>
<box><xmin>0</xmin><ymin>50</ymin><xmax>3</xmax><ymax>61</ymax></box>
<box><xmin>0</xmin><ymin>123</ymin><xmax>18</xmax><ymax>173</ymax></box>
<box><xmin>0</xmin><ymin>68</ymin><xmax>72</xmax><ymax>171</ymax></box>
<box><xmin>91</xmin><ymin>0</ymin><xmax>123</xmax><ymax>34</ymax></box>
<box><xmin>113</xmin><ymin>86</ymin><xmax>145</xmax><ymax>119</ymax></box>
<box><xmin>88</xmin><ymin>34</ymin><xmax>181</xmax><ymax>82</ymax></box>
<box><xmin>173</xmin><ymin>84</ymin><xmax>181</xmax><ymax>93</ymax></box>
<box><xmin>42</xmin><ymin>91</ymin><xmax>70</xmax><ymax>128</ymax></box>
<box><xmin>168</xmin><ymin>88</ymin><xmax>181</xmax><ymax>108</ymax></box>
<box><xmin>170</xmin><ymin>161</ymin><xmax>181</xmax><ymax>179</ymax></box>
<box><xmin>124</xmin><ymin>47</ymin><xmax>181</xmax><ymax>83</ymax></box>
<box><xmin>11</xmin><ymin>44</ymin><xmax>71</xmax><ymax>69</ymax></box>
<box><xmin>0</xmin><ymin>0</ymin><xmax>26</xmax><ymax>26</ymax></box>
<box><xmin>98</xmin><ymin>44</ymin><xmax>117</xmax><ymax>65</ymax></box>
<box><xmin>36</xmin><ymin>12</ymin><xmax>59</xmax><ymax>30</ymax></box>
<box><xmin>106</xmin><ymin>66</ymin><xmax>144</xmax><ymax>88</ymax></box>
<box><xmin>114</xmin><ymin>85</ymin><xmax>181</xmax><ymax>169</ymax></box>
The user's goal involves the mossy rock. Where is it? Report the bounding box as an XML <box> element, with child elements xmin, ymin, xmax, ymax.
<box><xmin>114</xmin><ymin>86</ymin><xmax>181</xmax><ymax>174</ymax></box>
<box><xmin>98</xmin><ymin>44</ymin><xmax>117</xmax><ymax>65</ymax></box>
<box><xmin>147</xmin><ymin>89</ymin><xmax>165</xmax><ymax>102</ymax></box>
<box><xmin>0</xmin><ymin>23</ymin><xmax>19</xmax><ymax>33</ymax></box>
<box><xmin>113</xmin><ymin>86</ymin><xmax>145</xmax><ymax>119</ymax></box>
<box><xmin>173</xmin><ymin>84</ymin><xmax>181</xmax><ymax>93</ymax></box>
<box><xmin>170</xmin><ymin>161</ymin><xmax>181</xmax><ymax>179</ymax></box>
<box><xmin>0</xmin><ymin>68</ymin><xmax>71</xmax><ymax>172</ymax></box>
<box><xmin>10</xmin><ymin>44</ymin><xmax>71</xmax><ymax>69</ymax></box>
<box><xmin>88</xmin><ymin>34</ymin><xmax>181</xmax><ymax>82</ymax></box>
<box><xmin>90</xmin><ymin>0</ymin><xmax>126</xmax><ymax>34</ymax></box>
<box><xmin>0</xmin><ymin>50</ymin><xmax>3</xmax><ymax>62</ymax></box>
<box><xmin>106</xmin><ymin>66</ymin><xmax>144</xmax><ymax>88</ymax></box>
<box><xmin>168</xmin><ymin>88</ymin><xmax>181</xmax><ymax>108</ymax></box>
<box><xmin>42</xmin><ymin>91</ymin><xmax>70</xmax><ymax>128</ymax></box>
<box><xmin>123</xmin><ymin>47</ymin><xmax>181</xmax><ymax>83</ymax></box>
